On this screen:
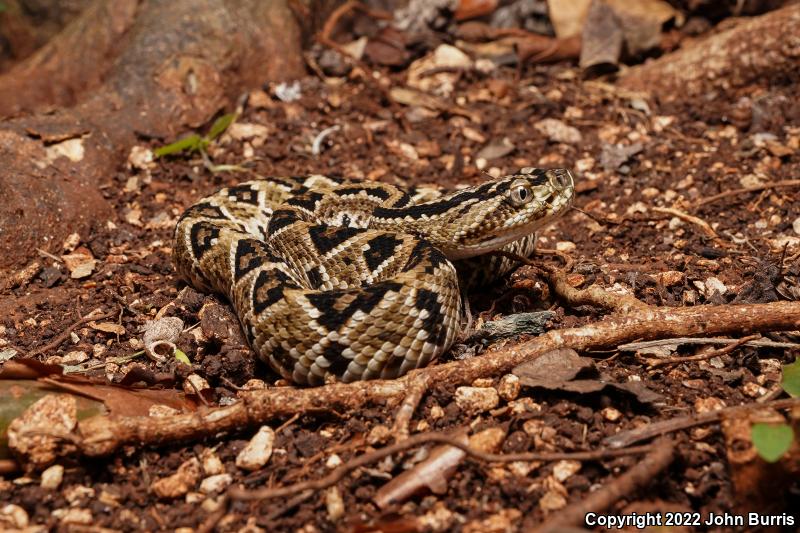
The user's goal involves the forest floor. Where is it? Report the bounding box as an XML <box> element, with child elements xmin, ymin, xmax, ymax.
<box><xmin>2</xmin><ymin>21</ymin><xmax>799</xmax><ymax>532</ymax></box>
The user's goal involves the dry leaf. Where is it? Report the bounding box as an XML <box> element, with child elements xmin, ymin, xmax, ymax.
<box><xmin>88</xmin><ymin>321</ymin><xmax>125</xmax><ymax>336</ymax></box>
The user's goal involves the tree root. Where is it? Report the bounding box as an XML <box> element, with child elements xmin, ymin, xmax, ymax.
<box><xmin>62</xmin><ymin>300</ymin><xmax>800</xmax><ymax>459</ymax></box>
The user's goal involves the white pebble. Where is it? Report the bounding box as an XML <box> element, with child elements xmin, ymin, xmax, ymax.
<box><xmin>40</xmin><ymin>464</ymin><xmax>64</xmax><ymax>490</ymax></box>
<box><xmin>235</xmin><ymin>426</ymin><xmax>275</xmax><ymax>471</ymax></box>
<box><xmin>455</xmin><ymin>386</ymin><xmax>499</xmax><ymax>414</ymax></box>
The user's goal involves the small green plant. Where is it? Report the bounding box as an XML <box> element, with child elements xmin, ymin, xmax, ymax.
<box><xmin>174</xmin><ymin>348</ymin><xmax>191</xmax><ymax>366</ymax></box>
<box><xmin>751</xmin><ymin>359</ymin><xmax>798</xmax><ymax>462</ymax></box>
<box><xmin>0</xmin><ymin>3</ymin><xmax>7</xmax><ymax>13</ymax></box>
<box><xmin>154</xmin><ymin>112</ymin><xmax>236</xmax><ymax>158</ymax></box>
<box><xmin>782</xmin><ymin>358</ymin><xmax>800</xmax><ymax>396</ymax></box>
<box><xmin>751</xmin><ymin>422</ymin><xmax>794</xmax><ymax>462</ymax></box>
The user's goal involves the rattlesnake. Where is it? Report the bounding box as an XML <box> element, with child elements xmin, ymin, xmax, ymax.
<box><xmin>173</xmin><ymin>168</ymin><xmax>574</xmax><ymax>385</ymax></box>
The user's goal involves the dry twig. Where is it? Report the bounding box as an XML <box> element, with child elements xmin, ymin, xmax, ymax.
<box><xmin>27</xmin><ymin>309</ymin><xmax>118</xmax><ymax>357</ymax></box>
<box><xmin>619</xmin><ymin>336</ymin><xmax>800</xmax><ymax>351</ymax></box>
<box><xmin>391</xmin><ymin>373</ymin><xmax>431</xmax><ymax>439</ymax></box>
<box><xmin>695</xmin><ymin>179</ymin><xmax>800</xmax><ymax>208</ymax></box>
<box><xmin>491</xmin><ymin>249</ymin><xmax>648</xmax><ymax>312</ymax></box>
<box><xmin>650</xmin><ymin>206</ymin><xmax>719</xmax><ymax>240</ymax></box>
<box><xmin>603</xmin><ymin>397</ymin><xmax>800</xmax><ymax>449</ymax></box>
<box><xmin>529</xmin><ymin>438</ymin><xmax>676</xmax><ymax>533</ymax></box>
<box><xmin>644</xmin><ymin>334</ymin><xmax>761</xmax><ymax>368</ymax></box>
<box><xmin>546</xmin><ymin>267</ymin><xmax>652</xmax><ymax>313</ymax></box>
<box><xmin>229</xmin><ymin>431</ymin><xmax>653</xmax><ymax>502</ymax></box>
<box><xmin>198</xmin><ymin>433</ymin><xmax>652</xmax><ymax>532</ymax></box>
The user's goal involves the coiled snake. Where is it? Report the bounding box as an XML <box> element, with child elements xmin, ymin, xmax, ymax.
<box><xmin>174</xmin><ymin>168</ymin><xmax>574</xmax><ymax>385</ymax></box>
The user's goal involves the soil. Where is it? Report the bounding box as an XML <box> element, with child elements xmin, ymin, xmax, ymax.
<box><xmin>1</xmin><ymin>31</ymin><xmax>799</xmax><ymax>533</ymax></box>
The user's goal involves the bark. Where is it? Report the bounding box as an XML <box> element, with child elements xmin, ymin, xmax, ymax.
<box><xmin>0</xmin><ymin>0</ymin><xmax>334</xmax><ymax>274</ymax></box>
<box><xmin>618</xmin><ymin>4</ymin><xmax>800</xmax><ymax>100</ymax></box>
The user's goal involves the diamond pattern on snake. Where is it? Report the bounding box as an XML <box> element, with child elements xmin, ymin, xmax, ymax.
<box><xmin>174</xmin><ymin>168</ymin><xmax>575</xmax><ymax>385</ymax></box>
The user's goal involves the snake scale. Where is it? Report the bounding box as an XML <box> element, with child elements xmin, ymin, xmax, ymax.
<box><xmin>174</xmin><ymin>168</ymin><xmax>574</xmax><ymax>385</ymax></box>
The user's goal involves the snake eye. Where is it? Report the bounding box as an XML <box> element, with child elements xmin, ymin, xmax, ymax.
<box><xmin>509</xmin><ymin>181</ymin><xmax>533</xmax><ymax>206</ymax></box>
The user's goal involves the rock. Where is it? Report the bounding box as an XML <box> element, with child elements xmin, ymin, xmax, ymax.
<box><xmin>40</xmin><ymin>464</ymin><xmax>65</xmax><ymax>490</ymax></box>
<box><xmin>201</xmin><ymin>449</ymin><xmax>225</xmax><ymax>476</ymax></box>
<box><xmin>326</xmin><ymin>486</ymin><xmax>345</xmax><ymax>521</ymax></box>
<box><xmin>476</xmin><ymin>137</ymin><xmax>515</xmax><ymax>160</ymax></box>
<box><xmin>455</xmin><ymin>386</ymin><xmax>500</xmax><ymax>413</ymax></box>
<box><xmin>496</xmin><ymin>374</ymin><xmax>520</xmax><ymax>401</ymax></box>
<box><xmin>601</xmin><ymin>407</ymin><xmax>622</xmax><ymax>422</ymax></box>
<box><xmin>534</xmin><ymin>118</ymin><xmax>582</xmax><ymax>145</ymax></box>
<box><xmin>151</xmin><ymin>458</ymin><xmax>201</xmax><ymax>499</ymax></box>
<box><xmin>552</xmin><ymin>460</ymin><xmax>581</xmax><ymax>482</ymax></box>
<box><xmin>0</xmin><ymin>504</ymin><xmax>29</xmax><ymax>528</ymax></box>
<box><xmin>199</xmin><ymin>473</ymin><xmax>232</xmax><ymax>494</ymax></box>
<box><xmin>407</xmin><ymin>44</ymin><xmax>473</xmax><ymax>96</ymax></box>
<box><xmin>235</xmin><ymin>426</ymin><xmax>275</xmax><ymax>471</ymax></box>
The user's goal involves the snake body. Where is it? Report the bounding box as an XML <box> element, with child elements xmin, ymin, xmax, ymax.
<box><xmin>174</xmin><ymin>168</ymin><xmax>574</xmax><ymax>385</ymax></box>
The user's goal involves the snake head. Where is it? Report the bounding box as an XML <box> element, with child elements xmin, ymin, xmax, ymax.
<box><xmin>434</xmin><ymin>167</ymin><xmax>575</xmax><ymax>259</ymax></box>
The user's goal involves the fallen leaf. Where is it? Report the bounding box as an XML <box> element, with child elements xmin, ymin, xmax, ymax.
<box><xmin>365</xmin><ymin>27</ymin><xmax>410</xmax><ymax>66</ymax></box>
<box><xmin>751</xmin><ymin>423</ymin><xmax>794</xmax><ymax>463</ymax></box>
<box><xmin>513</xmin><ymin>348</ymin><xmax>594</xmax><ymax>384</ymax></box>
<box><xmin>514</xmin><ymin>349</ymin><xmax>663</xmax><ymax>405</ymax></box>
<box><xmin>547</xmin><ymin>0</ymin><xmax>592</xmax><ymax>38</ymax></box>
<box><xmin>88</xmin><ymin>321</ymin><xmax>125</xmax><ymax>336</ymax></box>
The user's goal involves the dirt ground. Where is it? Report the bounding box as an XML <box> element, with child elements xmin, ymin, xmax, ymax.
<box><xmin>1</xmin><ymin>14</ymin><xmax>799</xmax><ymax>533</ymax></box>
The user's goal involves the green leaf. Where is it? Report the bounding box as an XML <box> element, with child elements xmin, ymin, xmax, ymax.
<box><xmin>751</xmin><ymin>423</ymin><xmax>794</xmax><ymax>463</ymax></box>
<box><xmin>782</xmin><ymin>359</ymin><xmax>800</xmax><ymax>397</ymax></box>
<box><xmin>154</xmin><ymin>134</ymin><xmax>203</xmax><ymax>158</ymax></box>
<box><xmin>0</xmin><ymin>3</ymin><xmax>6</xmax><ymax>13</ymax></box>
<box><xmin>206</xmin><ymin>113</ymin><xmax>236</xmax><ymax>141</ymax></box>
<box><xmin>174</xmin><ymin>349</ymin><xmax>191</xmax><ymax>366</ymax></box>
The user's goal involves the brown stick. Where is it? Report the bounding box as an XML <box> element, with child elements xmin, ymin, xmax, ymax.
<box><xmin>694</xmin><ymin>180</ymin><xmax>800</xmax><ymax>208</ymax></box>
<box><xmin>529</xmin><ymin>438</ymin><xmax>676</xmax><ymax>533</ymax></box>
<box><xmin>198</xmin><ymin>434</ymin><xmax>651</xmax><ymax>533</ymax></box>
<box><xmin>70</xmin><ymin>301</ymin><xmax>800</xmax><ymax>458</ymax></box>
<box><xmin>650</xmin><ymin>206</ymin><xmax>719</xmax><ymax>240</ymax></box>
<box><xmin>27</xmin><ymin>309</ymin><xmax>117</xmax><ymax>357</ymax></box>
<box><xmin>228</xmin><ymin>432</ymin><xmax>654</xmax><ymax>502</ymax></box>
<box><xmin>491</xmin><ymin>250</ymin><xmax>648</xmax><ymax>312</ymax></box>
<box><xmin>645</xmin><ymin>334</ymin><xmax>761</xmax><ymax>368</ymax></box>
<box><xmin>546</xmin><ymin>267</ymin><xmax>652</xmax><ymax>313</ymax></box>
<box><xmin>391</xmin><ymin>373</ymin><xmax>431</xmax><ymax>440</ymax></box>
<box><xmin>603</xmin><ymin>397</ymin><xmax>800</xmax><ymax>449</ymax></box>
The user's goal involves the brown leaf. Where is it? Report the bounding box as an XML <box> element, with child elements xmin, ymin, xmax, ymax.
<box><xmin>88</xmin><ymin>321</ymin><xmax>126</xmax><ymax>336</ymax></box>
<box><xmin>514</xmin><ymin>349</ymin><xmax>663</xmax><ymax>404</ymax></box>
<box><xmin>513</xmin><ymin>348</ymin><xmax>595</xmax><ymax>384</ymax></box>
<box><xmin>547</xmin><ymin>0</ymin><xmax>592</xmax><ymax>38</ymax></box>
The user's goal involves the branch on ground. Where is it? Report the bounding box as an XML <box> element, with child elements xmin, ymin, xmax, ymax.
<box><xmin>17</xmin><ymin>299</ymin><xmax>792</xmax><ymax>463</ymax></box>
